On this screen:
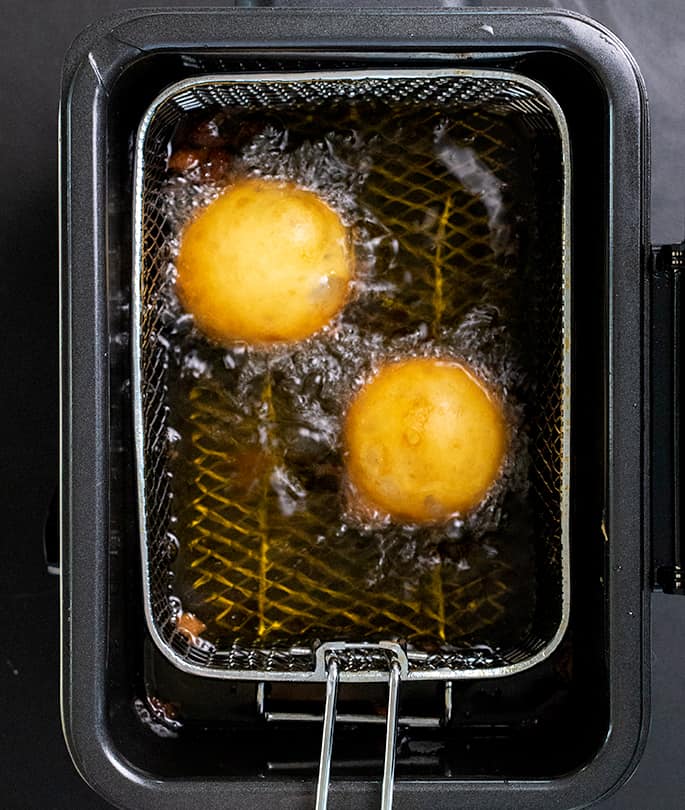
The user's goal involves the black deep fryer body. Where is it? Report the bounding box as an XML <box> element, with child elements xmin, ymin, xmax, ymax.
<box><xmin>59</xmin><ymin>7</ymin><xmax>660</xmax><ymax>810</ymax></box>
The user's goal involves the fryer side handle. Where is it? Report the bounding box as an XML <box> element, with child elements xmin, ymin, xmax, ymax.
<box><xmin>650</xmin><ymin>241</ymin><xmax>682</xmax><ymax>594</ymax></box>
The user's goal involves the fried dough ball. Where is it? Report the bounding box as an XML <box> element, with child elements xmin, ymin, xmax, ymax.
<box><xmin>176</xmin><ymin>178</ymin><xmax>353</xmax><ymax>345</ymax></box>
<box><xmin>344</xmin><ymin>358</ymin><xmax>507</xmax><ymax>523</ymax></box>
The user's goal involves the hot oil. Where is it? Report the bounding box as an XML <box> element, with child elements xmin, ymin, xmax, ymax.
<box><xmin>159</xmin><ymin>100</ymin><xmax>545</xmax><ymax>654</ymax></box>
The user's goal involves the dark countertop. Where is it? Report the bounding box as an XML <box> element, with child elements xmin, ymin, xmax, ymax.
<box><xmin>1</xmin><ymin>1</ymin><xmax>683</xmax><ymax>807</ymax></box>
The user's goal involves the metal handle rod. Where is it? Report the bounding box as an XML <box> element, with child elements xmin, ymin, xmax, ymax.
<box><xmin>315</xmin><ymin>657</ymin><xmax>340</xmax><ymax>810</ymax></box>
<box><xmin>381</xmin><ymin>660</ymin><xmax>402</xmax><ymax>810</ymax></box>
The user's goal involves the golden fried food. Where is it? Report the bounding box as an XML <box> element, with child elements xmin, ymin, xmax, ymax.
<box><xmin>176</xmin><ymin>177</ymin><xmax>353</xmax><ymax>344</ymax></box>
<box><xmin>344</xmin><ymin>357</ymin><xmax>507</xmax><ymax>523</ymax></box>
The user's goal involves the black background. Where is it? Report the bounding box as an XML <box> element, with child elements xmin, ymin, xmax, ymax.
<box><xmin>1</xmin><ymin>1</ymin><xmax>683</xmax><ymax>807</ymax></box>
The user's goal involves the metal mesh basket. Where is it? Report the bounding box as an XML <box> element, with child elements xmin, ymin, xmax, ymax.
<box><xmin>133</xmin><ymin>70</ymin><xmax>570</xmax><ymax>686</ymax></box>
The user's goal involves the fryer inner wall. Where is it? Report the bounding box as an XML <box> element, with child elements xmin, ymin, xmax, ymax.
<box><xmin>133</xmin><ymin>71</ymin><xmax>569</xmax><ymax>679</ymax></box>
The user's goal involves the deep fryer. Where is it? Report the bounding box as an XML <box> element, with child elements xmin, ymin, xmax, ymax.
<box><xmin>59</xmin><ymin>6</ymin><xmax>681</xmax><ymax>810</ymax></box>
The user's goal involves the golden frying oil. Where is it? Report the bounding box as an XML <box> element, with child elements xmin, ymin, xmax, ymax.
<box><xmin>161</xmin><ymin>100</ymin><xmax>559</xmax><ymax>650</ymax></box>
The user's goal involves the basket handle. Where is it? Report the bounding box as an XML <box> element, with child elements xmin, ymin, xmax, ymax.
<box><xmin>381</xmin><ymin>659</ymin><xmax>402</xmax><ymax>809</ymax></box>
<box><xmin>315</xmin><ymin>652</ymin><xmax>402</xmax><ymax>810</ymax></box>
<box><xmin>315</xmin><ymin>656</ymin><xmax>339</xmax><ymax>810</ymax></box>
